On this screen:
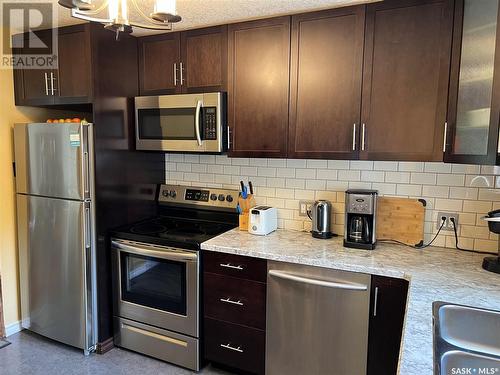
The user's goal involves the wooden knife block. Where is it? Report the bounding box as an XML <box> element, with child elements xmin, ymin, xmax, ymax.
<box><xmin>239</xmin><ymin>194</ymin><xmax>256</xmax><ymax>231</ymax></box>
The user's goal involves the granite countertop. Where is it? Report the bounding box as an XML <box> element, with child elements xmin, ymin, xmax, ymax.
<box><xmin>201</xmin><ymin>229</ymin><xmax>500</xmax><ymax>375</ymax></box>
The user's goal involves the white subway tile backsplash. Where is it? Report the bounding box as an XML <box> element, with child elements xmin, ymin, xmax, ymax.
<box><xmin>296</xmin><ymin>168</ymin><xmax>316</xmax><ymax>179</ymax></box>
<box><xmin>306</xmin><ymin>179</ymin><xmax>327</xmax><ymax>190</ymax></box>
<box><xmin>361</xmin><ymin>171</ymin><xmax>385</xmax><ymax>182</ymax></box>
<box><xmin>267</xmin><ymin>159</ymin><xmax>287</xmax><ymax>167</ymax></box>
<box><xmin>192</xmin><ymin>164</ymin><xmax>207</xmax><ymax>173</ymax></box>
<box><xmin>386</xmin><ymin>172</ymin><xmax>410</xmax><ymax>184</ymax></box>
<box><xmin>399</xmin><ymin>162</ymin><xmax>424</xmax><ymax>172</ymax></box>
<box><xmin>339</xmin><ymin>170</ymin><xmax>361</xmax><ymax>181</ymax></box>
<box><xmin>466</xmin><ymin>175</ymin><xmax>494</xmax><ymax>188</ymax></box>
<box><xmin>449</xmin><ymin>187</ymin><xmax>478</xmax><ymax>200</ymax></box>
<box><xmin>257</xmin><ymin>167</ymin><xmax>277</xmax><ymax>177</ymax></box>
<box><xmin>371</xmin><ymin>183</ymin><xmax>397</xmax><ymax>195</ymax></box>
<box><xmin>422</xmin><ymin>185</ymin><xmax>449</xmax><ymax>198</ymax></box>
<box><xmin>277</xmin><ymin>168</ymin><xmax>295</xmax><ymax>178</ymax></box>
<box><xmin>316</xmin><ymin>169</ymin><xmax>338</xmax><ymax>180</ymax></box>
<box><xmin>307</xmin><ymin>160</ymin><xmax>328</xmax><ymax>169</ymax></box>
<box><xmin>411</xmin><ymin>173</ymin><xmax>437</xmax><ymax>185</ymax></box>
<box><xmin>373</xmin><ymin>161</ymin><xmax>398</xmax><ymax>171</ymax></box>
<box><xmin>230</xmin><ymin>158</ymin><xmax>250</xmax><ymax>166</ymax></box>
<box><xmin>396</xmin><ymin>184</ymin><xmax>422</xmax><ymax>196</ymax></box>
<box><xmin>437</xmin><ymin>174</ymin><xmax>465</xmax><ymax>187</ymax></box>
<box><xmin>287</xmin><ymin>159</ymin><xmax>307</xmax><ymax>168</ymax></box>
<box><xmin>286</xmin><ymin>178</ymin><xmax>305</xmax><ymax>189</ymax></box>
<box><xmin>424</xmin><ymin>162</ymin><xmax>452</xmax><ymax>173</ymax></box>
<box><xmin>165</xmin><ymin>155</ymin><xmax>500</xmax><ymax>253</ymax></box>
<box><xmin>328</xmin><ymin>160</ymin><xmax>350</xmax><ymax>169</ymax></box>
<box><xmin>350</xmin><ymin>160</ymin><xmax>373</xmax><ymax>170</ymax></box>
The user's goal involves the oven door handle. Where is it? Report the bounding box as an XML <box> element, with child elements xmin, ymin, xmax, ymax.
<box><xmin>195</xmin><ymin>100</ymin><xmax>203</xmax><ymax>147</ymax></box>
<box><xmin>111</xmin><ymin>240</ymin><xmax>197</xmax><ymax>262</ymax></box>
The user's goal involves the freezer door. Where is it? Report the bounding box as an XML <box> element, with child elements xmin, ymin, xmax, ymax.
<box><xmin>14</xmin><ymin>122</ymin><xmax>92</xmax><ymax>200</ymax></box>
<box><xmin>17</xmin><ymin>194</ymin><xmax>96</xmax><ymax>352</ymax></box>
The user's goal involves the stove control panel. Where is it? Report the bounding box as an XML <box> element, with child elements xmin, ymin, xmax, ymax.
<box><xmin>158</xmin><ymin>184</ymin><xmax>239</xmax><ymax>211</ymax></box>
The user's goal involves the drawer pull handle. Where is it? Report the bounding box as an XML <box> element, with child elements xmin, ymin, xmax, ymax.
<box><xmin>220</xmin><ymin>297</ymin><xmax>244</xmax><ymax>306</ymax></box>
<box><xmin>220</xmin><ymin>343</ymin><xmax>243</xmax><ymax>353</ymax></box>
<box><xmin>220</xmin><ymin>263</ymin><xmax>244</xmax><ymax>271</ymax></box>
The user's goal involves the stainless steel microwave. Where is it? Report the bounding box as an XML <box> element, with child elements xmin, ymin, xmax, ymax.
<box><xmin>135</xmin><ymin>92</ymin><xmax>227</xmax><ymax>153</ymax></box>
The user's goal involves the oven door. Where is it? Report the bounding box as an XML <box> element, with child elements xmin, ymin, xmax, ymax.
<box><xmin>111</xmin><ymin>239</ymin><xmax>199</xmax><ymax>337</ymax></box>
<box><xmin>135</xmin><ymin>92</ymin><xmax>224</xmax><ymax>153</ymax></box>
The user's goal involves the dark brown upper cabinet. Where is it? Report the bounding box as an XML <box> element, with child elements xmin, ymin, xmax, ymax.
<box><xmin>288</xmin><ymin>7</ymin><xmax>365</xmax><ymax>160</ymax></box>
<box><xmin>13</xmin><ymin>30</ymin><xmax>56</xmax><ymax>106</ymax></box>
<box><xmin>360</xmin><ymin>0</ymin><xmax>454</xmax><ymax>161</ymax></box>
<box><xmin>13</xmin><ymin>24</ymin><xmax>93</xmax><ymax>106</ymax></box>
<box><xmin>138</xmin><ymin>33</ymin><xmax>181</xmax><ymax>95</ymax></box>
<box><xmin>181</xmin><ymin>26</ymin><xmax>228</xmax><ymax>93</ymax></box>
<box><xmin>445</xmin><ymin>0</ymin><xmax>500</xmax><ymax>165</ymax></box>
<box><xmin>138</xmin><ymin>26</ymin><xmax>227</xmax><ymax>96</ymax></box>
<box><xmin>55</xmin><ymin>25</ymin><xmax>92</xmax><ymax>104</ymax></box>
<box><xmin>228</xmin><ymin>17</ymin><xmax>291</xmax><ymax>158</ymax></box>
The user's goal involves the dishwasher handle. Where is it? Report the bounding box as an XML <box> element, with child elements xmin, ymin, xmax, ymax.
<box><xmin>268</xmin><ymin>270</ymin><xmax>368</xmax><ymax>291</ymax></box>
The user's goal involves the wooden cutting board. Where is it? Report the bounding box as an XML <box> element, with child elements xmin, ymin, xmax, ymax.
<box><xmin>376</xmin><ymin>197</ymin><xmax>426</xmax><ymax>247</ymax></box>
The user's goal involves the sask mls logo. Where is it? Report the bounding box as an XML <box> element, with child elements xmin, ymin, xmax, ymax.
<box><xmin>1</xmin><ymin>0</ymin><xmax>58</xmax><ymax>69</ymax></box>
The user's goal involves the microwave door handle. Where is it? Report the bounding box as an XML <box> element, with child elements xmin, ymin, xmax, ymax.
<box><xmin>195</xmin><ymin>100</ymin><xmax>203</xmax><ymax>146</ymax></box>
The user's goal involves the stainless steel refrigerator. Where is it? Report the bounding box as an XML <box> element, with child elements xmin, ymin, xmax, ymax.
<box><xmin>14</xmin><ymin>122</ymin><xmax>97</xmax><ymax>355</ymax></box>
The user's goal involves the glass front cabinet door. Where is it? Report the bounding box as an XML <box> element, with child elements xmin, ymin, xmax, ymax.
<box><xmin>445</xmin><ymin>0</ymin><xmax>500</xmax><ymax>164</ymax></box>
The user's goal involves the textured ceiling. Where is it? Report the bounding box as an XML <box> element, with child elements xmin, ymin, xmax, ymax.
<box><xmin>12</xmin><ymin>0</ymin><xmax>380</xmax><ymax>36</ymax></box>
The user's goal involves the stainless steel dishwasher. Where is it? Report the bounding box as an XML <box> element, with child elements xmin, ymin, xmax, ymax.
<box><xmin>266</xmin><ymin>261</ymin><xmax>371</xmax><ymax>375</ymax></box>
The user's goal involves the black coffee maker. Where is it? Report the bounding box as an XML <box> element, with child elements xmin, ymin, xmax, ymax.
<box><xmin>344</xmin><ymin>190</ymin><xmax>378</xmax><ymax>250</ymax></box>
<box><xmin>482</xmin><ymin>209</ymin><xmax>500</xmax><ymax>274</ymax></box>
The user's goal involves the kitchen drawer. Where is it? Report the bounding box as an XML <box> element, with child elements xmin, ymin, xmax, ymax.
<box><xmin>204</xmin><ymin>273</ymin><xmax>266</xmax><ymax>330</ymax></box>
<box><xmin>203</xmin><ymin>251</ymin><xmax>267</xmax><ymax>282</ymax></box>
<box><xmin>204</xmin><ymin>317</ymin><xmax>265</xmax><ymax>375</ymax></box>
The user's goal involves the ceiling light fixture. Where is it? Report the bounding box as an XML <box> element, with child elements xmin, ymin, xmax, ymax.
<box><xmin>58</xmin><ymin>0</ymin><xmax>182</xmax><ymax>39</ymax></box>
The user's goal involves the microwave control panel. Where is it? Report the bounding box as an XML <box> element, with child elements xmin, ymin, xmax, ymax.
<box><xmin>203</xmin><ymin>107</ymin><xmax>217</xmax><ymax>140</ymax></box>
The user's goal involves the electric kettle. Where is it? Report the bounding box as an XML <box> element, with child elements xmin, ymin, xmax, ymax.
<box><xmin>309</xmin><ymin>200</ymin><xmax>334</xmax><ymax>239</ymax></box>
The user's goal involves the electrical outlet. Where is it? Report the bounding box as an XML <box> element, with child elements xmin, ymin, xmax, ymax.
<box><xmin>299</xmin><ymin>200</ymin><xmax>314</xmax><ymax>217</ymax></box>
<box><xmin>436</xmin><ymin>212</ymin><xmax>459</xmax><ymax>231</ymax></box>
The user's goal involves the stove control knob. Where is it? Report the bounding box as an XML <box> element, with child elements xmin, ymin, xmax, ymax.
<box><xmin>218</xmin><ymin>194</ymin><xmax>225</xmax><ymax>202</ymax></box>
<box><xmin>169</xmin><ymin>190</ymin><xmax>177</xmax><ymax>198</ymax></box>
<box><xmin>162</xmin><ymin>190</ymin><xmax>169</xmax><ymax>197</ymax></box>
<box><xmin>226</xmin><ymin>195</ymin><xmax>233</xmax><ymax>202</ymax></box>
<box><xmin>210</xmin><ymin>193</ymin><xmax>218</xmax><ymax>201</ymax></box>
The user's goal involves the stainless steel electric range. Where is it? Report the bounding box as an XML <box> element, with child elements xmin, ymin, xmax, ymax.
<box><xmin>110</xmin><ymin>184</ymin><xmax>239</xmax><ymax>371</ymax></box>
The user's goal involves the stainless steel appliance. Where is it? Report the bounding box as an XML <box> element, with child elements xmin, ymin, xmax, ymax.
<box><xmin>482</xmin><ymin>210</ymin><xmax>500</xmax><ymax>274</ymax></box>
<box><xmin>111</xmin><ymin>184</ymin><xmax>239</xmax><ymax>371</ymax></box>
<box><xmin>309</xmin><ymin>200</ymin><xmax>334</xmax><ymax>239</ymax></box>
<box><xmin>14</xmin><ymin>122</ymin><xmax>97</xmax><ymax>355</ymax></box>
<box><xmin>266</xmin><ymin>261</ymin><xmax>371</xmax><ymax>375</ymax></box>
<box><xmin>344</xmin><ymin>189</ymin><xmax>378</xmax><ymax>250</ymax></box>
<box><xmin>135</xmin><ymin>92</ymin><xmax>228</xmax><ymax>153</ymax></box>
<box><xmin>433</xmin><ymin>301</ymin><xmax>500</xmax><ymax>375</ymax></box>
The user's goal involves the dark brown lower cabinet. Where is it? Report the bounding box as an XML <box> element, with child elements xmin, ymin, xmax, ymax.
<box><xmin>368</xmin><ymin>275</ymin><xmax>409</xmax><ymax>375</ymax></box>
<box><xmin>205</xmin><ymin>318</ymin><xmax>265</xmax><ymax>375</ymax></box>
<box><xmin>203</xmin><ymin>252</ymin><xmax>267</xmax><ymax>375</ymax></box>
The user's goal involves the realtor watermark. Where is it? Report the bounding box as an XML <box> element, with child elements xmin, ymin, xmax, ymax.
<box><xmin>0</xmin><ymin>0</ymin><xmax>58</xmax><ymax>69</ymax></box>
<box><xmin>450</xmin><ymin>367</ymin><xmax>500</xmax><ymax>374</ymax></box>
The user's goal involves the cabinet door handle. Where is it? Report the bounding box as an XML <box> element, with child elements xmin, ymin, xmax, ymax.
<box><xmin>220</xmin><ymin>343</ymin><xmax>243</xmax><ymax>353</ymax></box>
<box><xmin>220</xmin><ymin>297</ymin><xmax>244</xmax><ymax>306</ymax></box>
<box><xmin>373</xmin><ymin>286</ymin><xmax>379</xmax><ymax>317</ymax></box>
<box><xmin>44</xmin><ymin>72</ymin><xmax>49</xmax><ymax>95</ymax></box>
<box><xmin>50</xmin><ymin>72</ymin><xmax>57</xmax><ymax>96</ymax></box>
<box><xmin>443</xmin><ymin>122</ymin><xmax>448</xmax><ymax>152</ymax></box>
<box><xmin>219</xmin><ymin>263</ymin><xmax>243</xmax><ymax>270</ymax></box>
<box><xmin>179</xmin><ymin>62</ymin><xmax>184</xmax><ymax>85</ymax></box>
<box><xmin>361</xmin><ymin>123</ymin><xmax>366</xmax><ymax>151</ymax></box>
<box><xmin>352</xmin><ymin>123</ymin><xmax>357</xmax><ymax>151</ymax></box>
<box><xmin>227</xmin><ymin>126</ymin><xmax>231</xmax><ymax>150</ymax></box>
<box><xmin>173</xmin><ymin>63</ymin><xmax>178</xmax><ymax>86</ymax></box>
